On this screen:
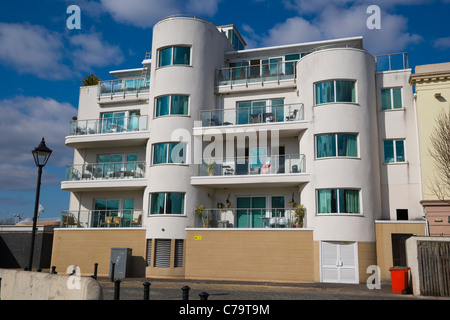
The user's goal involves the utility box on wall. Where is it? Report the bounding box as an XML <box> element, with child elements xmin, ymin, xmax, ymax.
<box><xmin>109</xmin><ymin>247</ymin><xmax>132</xmax><ymax>278</ymax></box>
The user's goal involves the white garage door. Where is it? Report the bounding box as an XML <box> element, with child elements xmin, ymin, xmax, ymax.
<box><xmin>321</xmin><ymin>241</ymin><xmax>359</xmax><ymax>284</ymax></box>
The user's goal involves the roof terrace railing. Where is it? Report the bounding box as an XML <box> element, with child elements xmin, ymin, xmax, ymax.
<box><xmin>97</xmin><ymin>77</ymin><xmax>150</xmax><ymax>99</ymax></box>
<box><xmin>375</xmin><ymin>52</ymin><xmax>409</xmax><ymax>72</ymax></box>
<box><xmin>216</xmin><ymin>60</ymin><xmax>298</xmax><ymax>88</ymax></box>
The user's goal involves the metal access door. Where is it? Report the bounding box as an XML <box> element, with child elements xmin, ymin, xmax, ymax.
<box><xmin>321</xmin><ymin>241</ymin><xmax>359</xmax><ymax>284</ymax></box>
<box><xmin>110</xmin><ymin>247</ymin><xmax>132</xmax><ymax>278</ymax></box>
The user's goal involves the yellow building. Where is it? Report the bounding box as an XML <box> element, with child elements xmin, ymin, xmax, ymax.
<box><xmin>410</xmin><ymin>62</ymin><xmax>450</xmax><ymax>236</ymax></box>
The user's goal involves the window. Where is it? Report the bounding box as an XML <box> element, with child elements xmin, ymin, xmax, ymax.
<box><xmin>381</xmin><ymin>88</ymin><xmax>402</xmax><ymax>110</ymax></box>
<box><xmin>315</xmin><ymin>80</ymin><xmax>356</xmax><ymax>105</ymax></box>
<box><xmin>156</xmin><ymin>95</ymin><xmax>189</xmax><ymax>117</ymax></box>
<box><xmin>158</xmin><ymin>46</ymin><xmax>190</xmax><ymax>67</ymax></box>
<box><xmin>316</xmin><ymin>134</ymin><xmax>358</xmax><ymax>158</ymax></box>
<box><xmin>317</xmin><ymin>189</ymin><xmax>360</xmax><ymax>214</ymax></box>
<box><xmin>153</xmin><ymin>142</ymin><xmax>187</xmax><ymax>164</ymax></box>
<box><xmin>237</xmin><ymin>98</ymin><xmax>285</xmax><ymax>124</ymax></box>
<box><xmin>384</xmin><ymin>139</ymin><xmax>405</xmax><ymax>163</ymax></box>
<box><xmin>396</xmin><ymin>209</ymin><xmax>408</xmax><ymax>220</ymax></box>
<box><xmin>150</xmin><ymin>192</ymin><xmax>185</xmax><ymax>215</ymax></box>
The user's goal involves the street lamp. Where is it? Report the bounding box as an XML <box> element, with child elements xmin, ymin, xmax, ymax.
<box><xmin>28</xmin><ymin>138</ymin><xmax>52</xmax><ymax>271</ymax></box>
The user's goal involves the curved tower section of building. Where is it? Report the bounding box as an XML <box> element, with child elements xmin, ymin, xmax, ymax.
<box><xmin>298</xmin><ymin>48</ymin><xmax>382</xmax><ymax>243</ymax></box>
<box><xmin>144</xmin><ymin>16</ymin><xmax>234</xmax><ymax>245</ymax></box>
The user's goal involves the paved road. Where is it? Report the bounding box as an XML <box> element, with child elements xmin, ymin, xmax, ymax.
<box><xmin>98</xmin><ymin>277</ymin><xmax>419</xmax><ymax>300</ymax></box>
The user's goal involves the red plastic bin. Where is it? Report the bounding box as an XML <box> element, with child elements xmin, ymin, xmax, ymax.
<box><xmin>389</xmin><ymin>266</ymin><xmax>411</xmax><ymax>294</ymax></box>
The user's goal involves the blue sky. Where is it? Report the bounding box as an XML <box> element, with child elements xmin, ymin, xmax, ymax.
<box><xmin>0</xmin><ymin>0</ymin><xmax>449</xmax><ymax>222</ymax></box>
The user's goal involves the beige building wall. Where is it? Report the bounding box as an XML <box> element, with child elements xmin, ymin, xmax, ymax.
<box><xmin>410</xmin><ymin>62</ymin><xmax>450</xmax><ymax>236</ymax></box>
<box><xmin>51</xmin><ymin>229</ymin><xmax>146</xmax><ymax>277</ymax></box>
<box><xmin>375</xmin><ymin>221</ymin><xmax>427</xmax><ymax>281</ymax></box>
<box><xmin>185</xmin><ymin>229</ymin><xmax>316</xmax><ymax>282</ymax></box>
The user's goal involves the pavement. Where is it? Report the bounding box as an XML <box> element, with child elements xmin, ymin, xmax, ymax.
<box><xmin>97</xmin><ymin>276</ymin><xmax>427</xmax><ymax>301</ymax></box>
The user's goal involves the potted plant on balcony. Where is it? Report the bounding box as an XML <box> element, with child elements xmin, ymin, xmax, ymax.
<box><xmin>293</xmin><ymin>204</ymin><xmax>305</xmax><ymax>228</ymax></box>
<box><xmin>195</xmin><ymin>205</ymin><xmax>210</xmax><ymax>228</ymax></box>
<box><xmin>206</xmin><ymin>162</ymin><xmax>215</xmax><ymax>176</ymax></box>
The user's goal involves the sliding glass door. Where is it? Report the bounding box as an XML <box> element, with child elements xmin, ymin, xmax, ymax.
<box><xmin>236</xmin><ymin>196</ymin><xmax>266</xmax><ymax>228</ymax></box>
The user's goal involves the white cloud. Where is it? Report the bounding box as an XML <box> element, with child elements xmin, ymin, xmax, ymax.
<box><xmin>0</xmin><ymin>23</ymin><xmax>71</xmax><ymax>80</ymax></box>
<box><xmin>69</xmin><ymin>32</ymin><xmax>124</xmax><ymax>71</ymax></box>
<box><xmin>434</xmin><ymin>37</ymin><xmax>450</xmax><ymax>50</ymax></box>
<box><xmin>260</xmin><ymin>17</ymin><xmax>322</xmax><ymax>47</ymax></box>
<box><xmin>0</xmin><ymin>21</ymin><xmax>125</xmax><ymax>80</ymax></box>
<box><xmin>244</xmin><ymin>2</ymin><xmax>422</xmax><ymax>54</ymax></box>
<box><xmin>0</xmin><ymin>96</ymin><xmax>76</xmax><ymax>169</ymax></box>
<box><xmin>99</xmin><ymin>0</ymin><xmax>221</xmax><ymax>28</ymax></box>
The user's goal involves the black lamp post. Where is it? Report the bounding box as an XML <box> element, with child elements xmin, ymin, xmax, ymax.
<box><xmin>28</xmin><ymin>138</ymin><xmax>52</xmax><ymax>271</ymax></box>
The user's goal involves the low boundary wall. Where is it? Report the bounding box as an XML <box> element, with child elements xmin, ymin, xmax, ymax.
<box><xmin>0</xmin><ymin>269</ymin><xmax>103</xmax><ymax>300</ymax></box>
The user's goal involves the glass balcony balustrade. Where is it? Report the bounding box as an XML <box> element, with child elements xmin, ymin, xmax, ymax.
<box><xmin>216</xmin><ymin>60</ymin><xmax>298</xmax><ymax>87</ymax></box>
<box><xmin>199</xmin><ymin>154</ymin><xmax>305</xmax><ymax>177</ymax></box>
<box><xmin>60</xmin><ymin>209</ymin><xmax>143</xmax><ymax>228</ymax></box>
<box><xmin>194</xmin><ymin>207</ymin><xmax>306</xmax><ymax>229</ymax></box>
<box><xmin>69</xmin><ymin>114</ymin><xmax>147</xmax><ymax>136</ymax></box>
<box><xmin>97</xmin><ymin>77</ymin><xmax>150</xmax><ymax>98</ymax></box>
<box><xmin>200</xmin><ymin>103</ymin><xmax>303</xmax><ymax>127</ymax></box>
<box><xmin>66</xmin><ymin>161</ymin><xmax>146</xmax><ymax>181</ymax></box>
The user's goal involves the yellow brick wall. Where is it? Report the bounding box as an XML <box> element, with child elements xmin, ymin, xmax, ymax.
<box><xmin>51</xmin><ymin>229</ymin><xmax>146</xmax><ymax>277</ymax></box>
<box><xmin>375</xmin><ymin>221</ymin><xmax>427</xmax><ymax>280</ymax></box>
<box><xmin>185</xmin><ymin>229</ymin><xmax>316</xmax><ymax>282</ymax></box>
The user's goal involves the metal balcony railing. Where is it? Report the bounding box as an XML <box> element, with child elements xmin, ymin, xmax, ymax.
<box><xmin>199</xmin><ymin>154</ymin><xmax>306</xmax><ymax>177</ymax></box>
<box><xmin>65</xmin><ymin>161</ymin><xmax>145</xmax><ymax>181</ymax></box>
<box><xmin>60</xmin><ymin>210</ymin><xmax>143</xmax><ymax>228</ymax></box>
<box><xmin>194</xmin><ymin>207</ymin><xmax>306</xmax><ymax>228</ymax></box>
<box><xmin>216</xmin><ymin>60</ymin><xmax>298</xmax><ymax>87</ymax></box>
<box><xmin>97</xmin><ymin>77</ymin><xmax>150</xmax><ymax>99</ymax></box>
<box><xmin>200</xmin><ymin>103</ymin><xmax>304</xmax><ymax>127</ymax></box>
<box><xmin>69</xmin><ymin>115</ymin><xmax>148</xmax><ymax>136</ymax></box>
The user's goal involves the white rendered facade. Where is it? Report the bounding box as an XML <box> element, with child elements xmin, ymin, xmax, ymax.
<box><xmin>61</xmin><ymin>16</ymin><xmax>422</xmax><ymax>280</ymax></box>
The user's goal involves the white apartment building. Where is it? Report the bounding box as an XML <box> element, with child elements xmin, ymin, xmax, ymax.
<box><xmin>55</xmin><ymin>15</ymin><xmax>426</xmax><ymax>283</ymax></box>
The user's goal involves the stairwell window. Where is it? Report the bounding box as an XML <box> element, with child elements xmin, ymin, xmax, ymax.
<box><xmin>315</xmin><ymin>80</ymin><xmax>356</xmax><ymax>105</ymax></box>
<box><xmin>150</xmin><ymin>192</ymin><xmax>185</xmax><ymax>215</ymax></box>
<box><xmin>158</xmin><ymin>46</ymin><xmax>191</xmax><ymax>67</ymax></box>
<box><xmin>381</xmin><ymin>88</ymin><xmax>402</xmax><ymax>110</ymax></box>
<box><xmin>317</xmin><ymin>189</ymin><xmax>360</xmax><ymax>214</ymax></box>
<box><xmin>384</xmin><ymin>139</ymin><xmax>405</xmax><ymax>163</ymax></box>
<box><xmin>156</xmin><ymin>95</ymin><xmax>189</xmax><ymax>117</ymax></box>
<box><xmin>316</xmin><ymin>133</ymin><xmax>358</xmax><ymax>158</ymax></box>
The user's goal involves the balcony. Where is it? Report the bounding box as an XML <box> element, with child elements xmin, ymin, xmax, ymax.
<box><xmin>200</xmin><ymin>103</ymin><xmax>304</xmax><ymax>127</ymax></box>
<box><xmin>70</xmin><ymin>115</ymin><xmax>148</xmax><ymax>136</ymax></box>
<box><xmin>194</xmin><ymin>207</ymin><xmax>306</xmax><ymax>229</ymax></box>
<box><xmin>215</xmin><ymin>61</ymin><xmax>298</xmax><ymax>92</ymax></box>
<box><xmin>97</xmin><ymin>77</ymin><xmax>150</xmax><ymax>103</ymax></box>
<box><xmin>66</xmin><ymin>161</ymin><xmax>145</xmax><ymax>181</ymax></box>
<box><xmin>61</xmin><ymin>161</ymin><xmax>147</xmax><ymax>191</ymax></box>
<box><xmin>66</xmin><ymin>115</ymin><xmax>149</xmax><ymax>148</ymax></box>
<box><xmin>60</xmin><ymin>210</ymin><xmax>143</xmax><ymax>228</ymax></box>
<box><xmin>192</xmin><ymin>154</ymin><xmax>309</xmax><ymax>187</ymax></box>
